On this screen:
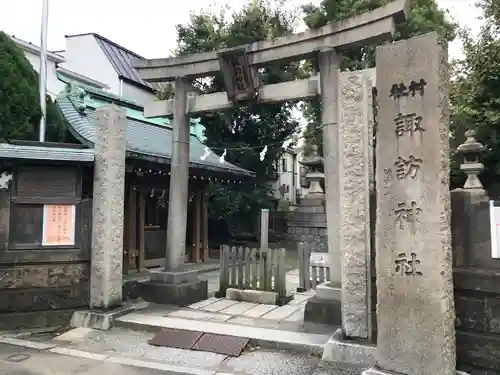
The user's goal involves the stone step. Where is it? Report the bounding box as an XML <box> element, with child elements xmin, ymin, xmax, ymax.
<box><xmin>294</xmin><ymin>206</ymin><xmax>325</xmax><ymax>214</ymax></box>
<box><xmin>115</xmin><ymin>312</ymin><xmax>330</xmax><ymax>355</ymax></box>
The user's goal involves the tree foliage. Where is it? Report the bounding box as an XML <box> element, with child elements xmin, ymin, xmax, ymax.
<box><xmin>449</xmin><ymin>1</ymin><xmax>500</xmax><ymax>193</ymax></box>
<box><xmin>174</xmin><ymin>0</ymin><xmax>302</xmax><ymax>224</ymax></box>
<box><xmin>300</xmin><ymin>0</ymin><xmax>457</xmax><ymax>156</ymax></box>
<box><xmin>0</xmin><ymin>31</ymin><xmax>68</xmax><ymax>142</ymax></box>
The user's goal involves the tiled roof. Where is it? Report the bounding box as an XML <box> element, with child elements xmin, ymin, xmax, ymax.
<box><xmin>0</xmin><ymin>143</ymin><xmax>94</xmax><ymax>162</ymax></box>
<box><xmin>56</xmin><ymin>88</ymin><xmax>253</xmax><ymax>177</ymax></box>
<box><xmin>93</xmin><ymin>34</ymin><xmax>153</xmax><ymax>90</ymax></box>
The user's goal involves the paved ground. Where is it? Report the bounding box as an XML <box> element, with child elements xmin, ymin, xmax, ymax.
<box><xmin>0</xmin><ymin>329</ymin><xmax>366</xmax><ymax>375</ymax></box>
<box><xmin>0</xmin><ymin>342</ymin><xmax>200</xmax><ymax>375</ymax></box>
<box><xmin>135</xmin><ymin>288</ymin><xmax>316</xmax><ymax>332</ymax></box>
<box><xmin>136</xmin><ymin>268</ymin><xmax>318</xmax><ymax>334</ymax></box>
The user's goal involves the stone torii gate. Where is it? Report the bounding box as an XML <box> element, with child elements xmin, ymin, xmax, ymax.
<box><xmin>133</xmin><ymin>0</ymin><xmax>408</xmax><ymax>335</ymax></box>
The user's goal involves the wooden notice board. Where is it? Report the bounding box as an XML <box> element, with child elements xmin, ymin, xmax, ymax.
<box><xmin>42</xmin><ymin>204</ymin><xmax>76</xmax><ymax>246</ymax></box>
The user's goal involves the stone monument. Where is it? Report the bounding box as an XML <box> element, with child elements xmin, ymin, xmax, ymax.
<box><xmin>363</xmin><ymin>32</ymin><xmax>463</xmax><ymax>375</ymax></box>
<box><xmin>90</xmin><ymin>105</ymin><xmax>127</xmax><ymax>310</ymax></box>
<box><xmin>71</xmin><ymin>105</ymin><xmax>134</xmax><ymax>330</ymax></box>
<box><xmin>322</xmin><ymin>69</ymin><xmax>376</xmax><ymax>365</ymax></box>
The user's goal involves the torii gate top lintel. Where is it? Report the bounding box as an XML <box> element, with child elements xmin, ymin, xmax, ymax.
<box><xmin>132</xmin><ymin>0</ymin><xmax>409</xmax><ymax>82</ymax></box>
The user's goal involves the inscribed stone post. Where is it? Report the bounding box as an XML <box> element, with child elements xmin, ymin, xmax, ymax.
<box><xmin>90</xmin><ymin>105</ymin><xmax>126</xmax><ymax>309</ymax></box>
<box><xmin>367</xmin><ymin>32</ymin><xmax>455</xmax><ymax>375</ymax></box>
<box><xmin>338</xmin><ymin>71</ymin><xmax>372</xmax><ymax>340</ymax></box>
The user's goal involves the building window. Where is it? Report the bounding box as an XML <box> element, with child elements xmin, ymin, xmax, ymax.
<box><xmin>281</xmin><ymin>158</ymin><xmax>287</xmax><ymax>173</ymax></box>
<box><xmin>9</xmin><ymin>204</ymin><xmax>44</xmax><ymax>248</ymax></box>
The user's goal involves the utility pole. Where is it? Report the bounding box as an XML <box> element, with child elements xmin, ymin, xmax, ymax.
<box><xmin>38</xmin><ymin>0</ymin><xmax>49</xmax><ymax>142</ymax></box>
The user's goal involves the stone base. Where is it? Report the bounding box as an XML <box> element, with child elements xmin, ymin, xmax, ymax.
<box><xmin>304</xmin><ymin>296</ymin><xmax>341</xmax><ymax>326</ymax></box>
<box><xmin>322</xmin><ymin>328</ymin><xmax>375</xmax><ymax>367</ymax></box>
<box><xmin>225</xmin><ymin>288</ymin><xmax>293</xmax><ymax>306</ymax></box>
<box><xmin>316</xmin><ymin>282</ymin><xmax>341</xmax><ymax>300</ymax></box>
<box><xmin>140</xmin><ymin>278</ymin><xmax>208</xmax><ymax>306</ymax></box>
<box><xmin>70</xmin><ymin>305</ymin><xmax>135</xmax><ymax>331</ymax></box>
<box><xmin>362</xmin><ymin>368</ymin><xmax>468</xmax><ymax>375</ymax></box>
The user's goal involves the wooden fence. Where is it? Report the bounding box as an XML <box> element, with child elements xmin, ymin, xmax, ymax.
<box><xmin>297</xmin><ymin>242</ymin><xmax>331</xmax><ymax>292</ymax></box>
<box><xmin>216</xmin><ymin>245</ymin><xmax>287</xmax><ymax>301</ymax></box>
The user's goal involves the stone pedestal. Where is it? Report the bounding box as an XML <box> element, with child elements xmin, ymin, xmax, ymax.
<box><xmin>70</xmin><ymin>306</ymin><xmax>135</xmax><ymax>331</ymax></box>
<box><xmin>89</xmin><ymin>105</ymin><xmax>127</xmax><ymax>310</ymax></box>
<box><xmin>304</xmin><ymin>282</ymin><xmax>341</xmax><ymax>326</ymax></box>
<box><xmin>139</xmin><ymin>268</ymin><xmax>207</xmax><ymax>306</ymax></box>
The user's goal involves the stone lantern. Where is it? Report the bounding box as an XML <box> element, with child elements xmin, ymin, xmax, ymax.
<box><xmin>299</xmin><ymin>146</ymin><xmax>324</xmax><ymax>197</ymax></box>
<box><xmin>457</xmin><ymin>129</ymin><xmax>486</xmax><ymax>190</ymax></box>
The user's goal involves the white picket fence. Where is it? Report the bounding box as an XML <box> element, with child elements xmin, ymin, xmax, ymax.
<box><xmin>297</xmin><ymin>242</ymin><xmax>331</xmax><ymax>291</ymax></box>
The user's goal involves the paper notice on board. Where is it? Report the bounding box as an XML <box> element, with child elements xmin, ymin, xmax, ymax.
<box><xmin>42</xmin><ymin>204</ymin><xmax>76</xmax><ymax>246</ymax></box>
<box><xmin>489</xmin><ymin>201</ymin><xmax>500</xmax><ymax>259</ymax></box>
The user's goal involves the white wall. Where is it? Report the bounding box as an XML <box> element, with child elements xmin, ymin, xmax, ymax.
<box><xmin>272</xmin><ymin>151</ymin><xmax>298</xmax><ymax>204</ymax></box>
<box><xmin>121</xmin><ymin>80</ymin><xmax>156</xmax><ymax>106</ymax></box>
<box><xmin>62</xmin><ymin>35</ymin><xmax>120</xmax><ymax>94</ymax></box>
<box><xmin>23</xmin><ymin>51</ymin><xmax>62</xmax><ymax>99</ymax></box>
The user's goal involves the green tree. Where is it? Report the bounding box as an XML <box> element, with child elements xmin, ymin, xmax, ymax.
<box><xmin>449</xmin><ymin>1</ymin><xmax>500</xmax><ymax>193</ymax></box>
<box><xmin>481</xmin><ymin>0</ymin><xmax>500</xmax><ymax>27</ymax></box>
<box><xmin>0</xmin><ymin>31</ymin><xmax>67</xmax><ymax>142</ymax></box>
<box><xmin>300</xmin><ymin>0</ymin><xmax>457</xmax><ymax>155</ymax></box>
<box><xmin>175</xmin><ymin>0</ymin><xmax>302</xmax><ymax>227</ymax></box>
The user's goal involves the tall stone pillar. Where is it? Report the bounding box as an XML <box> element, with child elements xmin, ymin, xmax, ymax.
<box><xmin>338</xmin><ymin>72</ymin><xmax>372</xmax><ymax>340</ymax></box>
<box><xmin>303</xmin><ymin>48</ymin><xmax>344</xmax><ymax>329</ymax></box>
<box><xmin>140</xmin><ymin>78</ymin><xmax>208</xmax><ymax>306</ymax></box>
<box><xmin>364</xmin><ymin>32</ymin><xmax>462</xmax><ymax>375</ymax></box>
<box><xmin>321</xmin><ymin>69</ymin><xmax>377</xmax><ymax>366</ymax></box>
<box><xmin>318</xmin><ymin>48</ymin><xmax>341</xmax><ymax>289</ymax></box>
<box><xmin>90</xmin><ymin>105</ymin><xmax>127</xmax><ymax>309</ymax></box>
<box><xmin>166</xmin><ymin>77</ymin><xmax>190</xmax><ymax>271</ymax></box>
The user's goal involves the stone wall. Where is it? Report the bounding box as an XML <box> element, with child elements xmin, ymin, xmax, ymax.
<box><xmin>452</xmin><ymin>189</ymin><xmax>500</xmax><ymax>374</ymax></box>
<box><xmin>0</xmin><ymin>164</ymin><xmax>92</xmax><ymax>329</ymax></box>
<box><xmin>286</xmin><ymin>197</ymin><xmax>327</xmax><ymax>252</ymax></box>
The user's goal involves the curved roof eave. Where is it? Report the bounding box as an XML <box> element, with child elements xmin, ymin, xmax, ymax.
<box><xmin>57</xmin><ymin>95</ymin><xmax>255</xmax><ymax>178</ymax></box>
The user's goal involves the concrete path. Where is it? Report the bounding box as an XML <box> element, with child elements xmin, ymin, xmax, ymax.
<box><xmin>116</xmin><ymin>268</ymin><xmax>334</xmax><ymax>354</ymax></box>
<box><xmin>154</xmin><ymin>289</ymin><xmax>316</xmax><ymax>329</ymax></box>
<box><xmin>132</xmin><ymin>269</ymin><xmax>316</xmax><ymax>334</ymax></box>
<box><xmin>0</xmin><ymin>329</ymin><xmax>366</xmax><ymax>375</ymax></box>
<box><xmin>0</xmin><ymin>341</ymin><xmax>204</xmax><ymax>375</ymax></box>
<box><xmin>116</xmin><ymin>313</ymin><xmax>329</xmax><ymax>354</ymax></box>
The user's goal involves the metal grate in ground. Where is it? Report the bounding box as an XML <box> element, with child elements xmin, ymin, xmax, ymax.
<box><xmin>192</xmin><ymin>333</ymin><xmax>249</xmax><ymax>356</ymax></box>
<box><xmin>148</xmin><ymin>328</ymin><xmax>204</xmax><ymax>349</ymax></box>
<box><xmin>148</xmin><ymin>328</ymin><xmax>249</xmax><ymax>356</ymax></box>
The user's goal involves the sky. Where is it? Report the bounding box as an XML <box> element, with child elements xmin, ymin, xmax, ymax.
<box><xmin>0</xmin><ymin>0</ymin><xmax>484</xmax><ymax>61</ymax></box>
